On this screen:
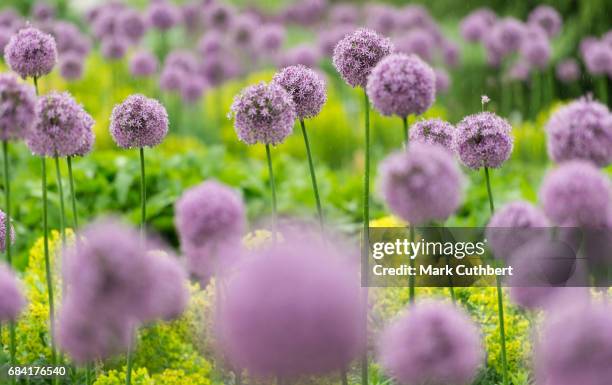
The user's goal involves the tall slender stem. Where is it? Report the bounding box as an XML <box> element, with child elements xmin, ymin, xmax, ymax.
<box><xmin>125</xmin><ymin>339</ymin><xmax>133</xmax><ymax>385</ymax></box>
<box><xmin>597</xmin><ymin>76</ymin><xmax>609</xmax><ymax>105</ymax></box>
<box><xmin>300</xmin><ymin>119</ymin><xmax>323</xmax><ymax>229</ymax></box>
<box><xmin>361</xmin><ymin>90</ymin><xmax>370</xmax><ymax>385</ymax></box>
<box><xmin>41</xmin><ymin>157</ymin><xmax>57</xmax><ymax>365</ymax></box>
<box><xmin>401</xmin><ymin>116</ymin><xmax>408</xmax><ymax>147</ymax></box>
<box><xmin>66</xmin><ymin>156</ymin><xmax>78</xmax><ymax>231</ymax></box>
<box><xmin>265</xmin><ymin>144</ymin><xmax>277</xmax><ymax>235</ymax></box>
<box><xmin>54</xmin><ymin>157</ymin><xmax>66</xmax><ymax>245</ymax></box>
<box><xmin>139</xmin><ymin>148</ymin><xmax>146</xmax><ymax>236</ymax></box>
<box><xmin>409</xmin><ymin>225</ymin><xmax>416</xmax><ymax>303</ymax></box>
<box><xmin>483</xmin><ymin>167</ymin><xmax>508</xmax><ymax>385</ymax></box>
<box><xmin>3</xmin><ymin>141</ymin><xmax>17</xmax><ymax>375</ymax></box>
<box><xmin>341</xmin><ymin>370</ymin><xmax>348</xmax><ymax>385</ymax></box>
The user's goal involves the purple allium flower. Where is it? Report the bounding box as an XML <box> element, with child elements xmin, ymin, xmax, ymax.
<box><xmin>198</xmin><ymin>53</ymin><xmax>240</xmax><ymax>87</ymax></box>
<box><xmin>0</xmin><ymin>73</ymin><xmax>36</xmax><ymax>141</ymax></box>
<box><xmin>378</xmin><ymin>301</ymin><xmax>483</xmax><ymax>385</ymax></box>
<box><xmin>147</xmin><ymin>0</ymin><xmax>179</xmax><ymax>31</ymax></box>
<box><xmin>110</xmin><ymin>94</ymin><xmax>169</xmax><ymax>149</ymax></box>
<box><xmin>545</xmin><ymin>97</ymin><xmax>612</xmax><ymax>167</ymax></box>
<box><xmin>409</xmin><ymin>118</ymin><xmax>455</xmax><ymax>151</ymax></box>
<box><xmin>117</xmin><ymin>8</ymin><xmax>147</xmax><ymax>44</ymax></box>
<box><xmin>0</xmin><ymin>263</ymin><xmax>25</xmax><ymax>321</ymax></box>
<box><xmin>282</xmin><ymin>0</ymin><xmax>327</xmax><ymax>26</ymax></box>
<box><xmin>230</xmin><ymin>82</ymin><xmax>296</xmax><ymax>146</ymax></box>
<box><xmin>540</xmin><ymin>161</ymin><xmax>612</xmax><ymax>227</ymax></box>
<box><xmin>59</xmin><ymin>52</ymin><xmax>84</xmax><ymax>81</ymax></box>
<box><xmin>272</xmin><ymin>65</ymin><xmax>326</xmax><ymax>120</ymax></box>
<box><xmin>146</xmin><ymin>252</ymin><xmax>189</xmax><ymax>320</ymax></box>
<box><xmin>92</xmin><ymin>9</ymin><xmax>118</xmax><ymax>39</ymax></box>
<box><xmin>0</xmin><ymin>8</ymin><xmax>21</xmax><ymax>29</ymax></box>
<box><xmin>536</xmin><ymin>300</ymin><xmax>612</xmax><ymax>385</ymax></box>
<box><xmin>32</xmin><ymin>2</ymin><xmax>55</xmax><ymax>23</ymax></box>
<box><xmin>197</xmin><ymin>30</ymin><xmax>223</xmax><ymax>56</ymax></box>
<box><xmin>206</xmin><ymin>2</ymin><xmax>234</xmax><ymax>31</ymax></box>
<box><xmin>4</xmin><ymin>27</ymin><xmax>57</xmax><ymax>79</ymax></box>
<box><xmin>159</xmin><ymin>66</ymin><xmax>184</xmax><ymax>92</ymax></box>
<box><xmin>460</xmin><ymin>8</ymin><xmax>497</xmax><ymax>43</ymax></box>
<box><xmin>181</xmin><ymin>1</ymin><xmax>204</xmax><ymax>33</ymax></box>
<box><xmin>395</xmin><ymin>5</ymin><xmax>433</xmax><ymax>31</ymax></box>
<box><xmin>485</xmin><ymin>201</ymin><xmax>549</xmax><ymax>261</ymax></box>
<box><xmin>329</xmin><ymin>3</ymin><xmax>359</xmax><ymax>25</ymax></box>
<box><xmin>379</xmin><ymin>143</ymin><xmax>463</xmax><ymax>225</ymax></box>
<box><xmin>0</xmin><ymin>27</ymin><xmax>12</xmax><ymax>54</ymax></box>
<box><xmin>232</xmin><ymin>14</ymin><xmax>257</xmax><ymax>49</ymax></box>
<box><xmin>27</xmin><ymin>92</ymin><xmax>94</xmax><ymax>157</ymax></box>
<box><xmin>434</xmin><ymin>68</ymin><xmax>450</xmax><ymax>94</ymax></box>
<box><xmin>333</xmin><ymin>28</ymin><xmax>394</xmax><ymax>88</ymax></box>
<box><xmin>520</xmin><ymin>26</ymin><xmax>551</xmax><ymax>69</ymax></box>
<box><xmin>366</xmin><ymin>53</ymin><xmax>436</xmax><ymax>118</ymax></box>
<box><xmin>528</xmin><ymin>5</ymin><xmax>562</xmax><ymax>38</ymax></box>
<box><xmin>51</xmin><ymin>21</ymin><xmax>90</xmax><ymax>56</ymax></box>
<box><xmin>318</xmin><ymin>25</ymin><xmax>353</xmax><ymax>57</ymax></box>
<box><xmin>164</xmin><ymin>50</ymin><xmax>198</xmax><ymax>74</ymax></box>
<box><xmin>580</xmin><ymin>37</ymin><xmax>598</xmax><ymax>57</ymax></box>
<box><xmin>555</xmin><ymin>59</ymin><xmax>580</xmax><ymax>83</ymax></box>
<box><xmin>100</xmin><ymin>37</ymin><xmax>128</xmax><ymax>60</ymax></box>
<box><xmin>72</xmin><ymin>126</ymin><xmax>94</xmax><ymax>157</ymax></box>
<box><xmin>217</xmin><ymin>231</ymin><xmax>364</xmax><ymax>378</ymax></box>
<box><xmin>129</xmin><ymin>50</ymin><xmax>158</xmax><ymax>77</ymax></box>
<box><xmin>442</xmin><ymin>40</ymin><xmax>460</xmax><ymax>67</ymax></box>
<box><xmin>180</xmin><ymin>76</ymin><xmax>207</xmax><ymax>103</ymax></box>
<box><xmin>395</xmin><ymin>29</ymin><xmax>434</xmax><ymax>62</ymax></box>
<box><xmin>490</xmin><ymin>17</ymin><xmax>526</xmax><ymax>56</ymax></box>
<box><xmin>583</xmin><ymin>41</ymin><xmax>612</xmax><ymax>76</ymax></box>
<box><xmin>365</xmin><ymin>4</ymin><xmax>397</xmax><ymax>36</ymax></box>
<box><xmin>455</xmin><ymin>112</ymin><xmax>513</xmax><ymax>169</ymax></box>
<box><xmin>0</xmin><ymin>210</ymin><xmax>15</xmax><ymax>252</ymax></box>
<box><xmin>278</xmin><ymin>44</ymin><xmax>320</xmax><ymax>69</ymax></box>
<box><xmin>256</xmin><ymin>24</ymin><xmax>285</xmax><ymax>53</ymax></box>
<box><xmin>508</xmin><ymin>60</ymin><xmax>531</xmax><ymax>81</ymax></box>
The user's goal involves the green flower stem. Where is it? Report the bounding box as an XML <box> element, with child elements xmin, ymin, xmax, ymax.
<box><xmin>409</xmin><ymin>225</ymin><xmax>416</xmax><ymax>303</ymax></box>
<box><xmin>484</xmin><ymin>167</ymin><xmax>508</xmax><ymax>385</ymax></box>
<box><xmin>54</xmin><ymin>157</ymin><xmax>66</xmax><ymax>245</ymax></box>
<box><xmin>361</xmin><ymin>90</ymin><xmax>370</xmax><ymax>385</ymax></box>
<box><xmin>402</xmin><ymin>116</ymin><xmax>408</xmax><ymax>147</ymax></box>
<box><xmin>66</xmin><ymin>156</ymin><xmax>79</xmax><ymax>231</ymax></box>
<box><xmin>530</xmin><ymin>72</ymin><xmax>541</xmax><ymax>119</ymax></box>
<box><xmin>265</xmin><ymin>144</ymin><xmax>277</xmax><ymax>237</ymax></box>
<box><xmin>341</xmin><ymin>370</ymin><xmax>348</xmax><ymax>385</ymax></box>
<box><xmin>139</xmin><ymin>147</ymin><xmax>146</xmax><ymax>236</ymax></box>
<box><xmin>299</xmin><ymin>119</ymin><xmax>323</xmax><ymax>230</ymax></box>
<box><xmin>42</xmin><ymin>157</ymin><xmax>57</xmax><ymax>367</ymax></box>
<box><xmin>3</xmin><ymin>140</ymin><xmax>17</xmax><ymax>378</ymax></box>
<box><xmin>597</xmin><ymin>76</ymin><xmax>608</xmax><ymax>105</ymax></box>
<box><xmin>125</xmin><ymin>339</ymin><xmax>133</xmax><ymax>385</ymax></box>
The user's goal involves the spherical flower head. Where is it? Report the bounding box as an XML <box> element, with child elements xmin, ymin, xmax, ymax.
<box><xmin>409</xmin><ymin>118</ymin><xmax>455</xmax><ymax>152</ymax></box>
<box><xmin>0</xmin><ymin>263</ymin><xmax>25</xmax><ymax>321</ymax></box>
<box><xmin>145</xmin><ymin>252</ymin><xmax>189</xmax><ymax>321</ymax></box>
<box><xmin>536</xmin><ymin>300</ymin><xmax>612</xmax><ymax>385</ymax></box>
<box><xmin>508</xmin><ymin>60</ymin><xmax>531</xmax><ymax>81</ymax></box>
<box><xmin>217</xmin><ymin>231</ymin><xmax>364</xmax><ymax>378</ymax></box>
<box><xmin>0</xmin><ymin>210</ymin><xmax>15</xmax><ymax>253</ymax></box>
<box><xmin>59</xmin><ymin>52</ymin><xmax>84</xmax><ymax>81</ymax></box>
<box><xmin>0</xmin><ymin>8</ymin><xmax>21</xmax><ymax>30</ymax></box>
<box><xmin>206</xmin><ymin>3</ymin><xmax>234</xmax><ymax>31</ymax></box>
<box><xmin>434</xmin><ymin>68</ymin><xmax>450</xmax><ymax>94</ymax></box>
<box><xmin>0</xmin><ymin>27</ymin><xmax>13</xmax><ymax>54</ymax></box>
<box><xmin>180</xmin><ymin>76</ymin><xmax>207</xmax><ymax>104</ymax></box>
<box><xmin>396</xmin><ymin>5</ymin><xmax>432</xmax><ymax>30</ymax></box>
<box><xmin>539</xmin><ymin>161</ymin><xmax>612</xmax><ymax>227</ymax></box>
<box><xmin>32</xmin><ymin>2</ymin><xmax>56</xmax><ymax>22</ymax></box>
<box><xmin>455</xmin><ymin>111</ymin><xmax>513</xmax><ymax>169</ymax></box>
<box><xmin>520</xmin><ymin>27</ymin><xmax>551</xmax><ymax>69</ymax></box>
<box><xmin>4</xmin><ymin>27</ymin><xmax>58</xmax><ymax>79</ymax></box>
<box><xmin>164</xmin><ymin>50</ymin><xmax>198</xmax><ymax>74</ymax></box>
<box><xmin>583</xmin><ymin>41</ymin><xmax>612</xmax><ymax>76</ymax></box>
<box><xmin>118</xmin><ymin>8</ymin><xmax>147</xmax><ymax>44</ymax></box>
<box><xmin>366</xmin><ymin>53</ymin><xmax>435</xmax><ymax>118</ymax></box>
<box><xmin>485</xmin><ymin>201</ymin><xmax>549</xmax><ymax>260</ymax></box>
<box><xmin>272</xmin><ymin>65</ymin><xmax>327</xmax><ymax>120</ymax></box>
<box><xmin>100</xmin><ymin>37</ymin><xmax>128</xmax><ymax>60</ymax></box>
<box><xmin>197</xmin><ymin>53</ymin><xmax>240</xmax><ymax>87</ymax></box>
<box><xmin>365</xmin><ymin>4</ymin><xmax>397</xmax><ymax>36</ymax></box>
<box><xmin>230</xmin><ymin>82</ymin><xmax>296</xmax><ymax>146</ymax></box>
<box><xmin>72</xmin><ymin>127</ymin><xmax>94</xmax><ymax>157</ymax></box>
<box><xmin>0</xmin><ymin>73</ymin><xmax>36</xmax><ymax>141</ymax></box>
<box><xmin>460</xmin><ymin>8</ymin><xmax>496</xmax><ymax>42</ymax></box>
<box><xmin>379</xmin><ymin>301</ymin><xmax>483</xmax><ymax>385</ymax></box>
<box><xmin>256</xmin><ymin>24</ymin><xmax>285</xmax><ymax>53</ymax></box>
<box><xmin>442</xmin><ymin>41</ymin><xmax>460</xmax><ymax>67</ymax></box>
<box><xmin>395</xmin><ymin>29</ymin><xmax>434</xmax><ymax>62</ymax></box>
<box><xmin>92</xmin><ymin>9</ymin><xmax>118</xmax><ymax>39</ymax></box>
<box><xmin>546</xmin><ymin>97</ymin><xmax>612</xmax><ymax>167</ymax></box>
<box><xmin>528</xmin><ymin>5</ymin><xmax>562</xmax><ymax>38</ymax></box>
<box><xmin>52</xmin><ymin>21</ymin><xmax>89</xmax><ymax>55</ymax></box>
<box><xmin>329</xmin><ymin>4</ymin><xmax>359</xmax><ymax>25</ymax></box>
<box><xmin>278</xmin><ymin>44</ymin><xmax>320</xmax><ymax>69</ymax></box>
<box><xmin>490</xmin><ymin>17</ymin><xmax>526</xmax><ymax>55</ymax></box>
<box><xmin>232</xmin><ymin>14</ymin><xmax>257</xmax><ymax>48</ymax></box>
<box><xmin>159</xmin><ymin>66</ymin><xmax>185</xmax><ymax>92</ymax></box>
<box><xmin>110</xmin><ymin>94</ymin><xmax>168</xmax><ymax>149</ymax></box>
<box><xmin>556</xmin><ymin>59</ymin><xmax>580</xmax><ymax>83</ymax></box>
<box><xmin>129</xmin><ymin>50</ymin><xmax>158</xmax><ymax>77</ymax></box>
<box><xmin>147</xmin><ymin>0</ymin><xmax>179</xmax><ymax>31</ymax></box>
<box><xmin>318</xmin><ymin>25</ymin><xmax>353</xmax><ymax>57</ymax></box>
<box><xmin>332</xmin><ymin>28</ymin><xmax>394</xmax><ymax>88</ymax></box>
<box><xmin>379</xmin><ymin>143</ymin><xmax>463</xmax><ymax>225</ymax></box>
<box><xmin>27</xmin><ymin>91</ymin><xmax>95</xmax><ymax>157</ymax></box>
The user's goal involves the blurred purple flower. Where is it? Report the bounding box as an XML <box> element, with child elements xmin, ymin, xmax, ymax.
<box><xmin>198</xmin><ymin>53</ymin><xmax>240</xmax><ymax>87</ymax></box>
<box><xmin>0</xmin><ymin>263</ymin><xmax>25</xmax><ymax>321</ymax></box>
<box><xmin>520</xmin><ymin>26</ymin><xmax>551</xmax><ymax>69</ymax></box>
<box><xmin>0</xmin><ymin>73</ymin><xmax>36</xmax><ymax>141</ymax></box>
<box><xmin>110</xmin><ymin>94</ymin><xmax>168</xmax><ymax>149</ymax></box>
<box><xmin>328</xmin><ymin>3</ymin><xmax>359</xmax><ymax>25</ymax></box>
<box><xmin>197</xmin><ymin>30</ymin><xmax>223</xmax><ymax>56</ymax></box>
<box><xmin>59</xmin><ymin>52</ymin><xmax>84</xmax><ymax>81</ymax></box>
<box><xmin>278</xmin><ymin>44</ymin><xmax>320</xmax><ymax>69</ymax></box>
<box><xmin>147</xmin><ymin>0</ymin><xmax>180</xmax><ymax>31</ymax></box>
<box><xmin>555</xmin><ymin>59</ymin><xmax>580</xmax><ymax>83</ymax></box>
<box><xmin>409</xmin><ymin>118</ymin><xmax>455</xmax><ymax>151</ymax></box>
<box><xmin>442</xmin><ymin>40</ymin><xmax>460</xmax><ymax>67</ymax></box>
<box><xmin>460</xmin><ymin>8</ymin><xmax>497</xmax><ymax>43</ymax></box>
<box><xmin>32</xmin><ymin>2</ymin><xmax>56</xmax><ymax>23</ymax></box>
<box><xmin>117</xmin><ymin>8</ymin><xmax>147</xmax><ymax>44</ymax></box>
<box><xmin>180</xmin><ymin>76</ymin><xmax>207</xmax><ymax>103</ymax></box>
<box><xmin>317</xmin><ymin>25</ymin><xmax>353</xmax><ymax>57</ymax></box>
<box><xmin>272</xmin><ymin>65</ymin><xmax>327</xmax><ymax>120</ymax></box>
<box><xmin>528</xmin><ymin>5</ymin><xmax>562</xmax><ymax>38</ymax></box>
<box><xmin>583</xmin><ymin>41</ymin><xmax>612</xmax><ymax>76</ymax></box>
<box><xmin>165</xmin><ymin>49</ymin><xmax>199</xmax><ymax>74</ymax></box>
<box><xmin>52</xmin><ymin>22</ymin><xmax>90</xmax><ymax>56</ymax></box>
<box><xmin>395</xmin><ymin>5</ymin><xmax>434</xmax><ymax>31</ymax></box>
<box><xmin>206</xmin><ymin>2</ymin><xmax>234</xmax><ymax>31</ymax></box>
<box><xmin>4</xmin><ymin>27</ymin><xmax>57</xmax><ymax>79</ymax></box>
<box><xmin>0</xmin><ymin>8</ymin><xmax>22</xmax><ymax>30</ymax></box>
<box><xmin>395</xmin><ymin>28</ymin><xmax>434</xmax><ymax>62</ymax></box>
<box><xmin>282</xmin><ymin>0</ymin><xmax>327</xmax><ymax>26</ymax></box>
<box><xmin>508</xmin><ymin>60</ymin><xmax>531</xmax><ymax>81</ymax></box>
<box><xmin>100</xmin><ymin>37</ymin><xmax>128</xmax><ymax>60</ymax></box>
<box><xmin>181</xmin><ymin>1</ymin><xmax>204</xmax><ymax>33</ymax></box>
<box><xmin>364</xmin><ymin>4</ymin><xmax>397</xmax><ymax>36</ymax></box>
<box><xmin>434</xmin><ymin>68</ymin><xmax>450</xmax><ymax>94</ymax></box>
<box><xmin>129</xmin><ymin>50</ymin><xmax>158</xmax><ymax>77</ymax></box>
<box><xmin>490</xmin><ymin>17</ymin><xmax>526</xmax><ymax>56</ymax></box>
<box><xmin>455</xmin><ymin>111</ymin><xmax>513</xmax><ymax>169</ymax></box>
<box><xmin>159</xmin><ymin>66</ymin><xmax>184</xmax><ymax>91</ymax></box>
<box><xmin>232</xmin><ymin>14</ymin><xmax>258</xmax><ymax>49</ymax></box>
<box><xmin>256</xmin><ymin>24</ymin><xmax>285</xmax><ymax>53</ymax></box>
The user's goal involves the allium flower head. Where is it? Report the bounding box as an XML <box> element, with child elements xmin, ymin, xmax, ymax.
<box><xmin>59</xmin><ymin>52</ymin><xmax>84</xmax><ymax>81</ymax></box>
<box><xmin>379</xmin><ymin>143</ymin><xmax>463</xmax><ymax>225</ymax></box>
<box><xmin>332</xmin><ymin>28</ymin><xmax>394</xmax><ymax>88</ymax></box>
<box><xmin>4</xmin><ymin>26</ymin><xmax>57</xmax><ymax>79</ymax></box>
<box><xmin>508</xmin><ymin>60</ymin><xmax>531</xmax><ymax>81</ymax></box>
<box><xmin>528</xmin><ymin>5</ymin><xmax>562</xmax><ymax>38</ymax></box>
<box><xmin>434</xmin><ymin>68</ymin><xmax>450</xmax><ymax>94</ymax></box>
<box><xmin>32</xmin><ymin>2</ymin><xmax>55</xmax><ymax>22</ymax></box>
<box><xmin>100</xmin><ymin>37</ymin><xmax>128</xmax><ymax>60</ymax></box>
<box><xmin>198</xmin><ymin>53</ymin><xmax>239</xmax><ymax>87</ymax></box>
<box><xmin>180</xmin><ymin>76</ymin><xmax>207</xmax><ymax>103</ymax></box>
<box><xmin>318</xmin><ymin>25</ymin><xmax>354</xmax><ymax>57</ymax></box>
<box><xmin>230</xmin><ymin>82</ymin><xmax>296</xmax><ymax>145</ymax></box>
<box><xmin>52</xmin><ymin>22</ymin><xmax>90</xmax><ymax>55</ymax></box>
<box><xmin>0</xmin><ymin>210</ymin><xmax>15</xmax><ymax>253</ymax></box>
<box><xmin>409</xmin><ymin>118</ymin><xmax>455</xmax><ymax>151</ymax></box>
<box><xmin>396</xmin><ymin>5</ymin><xmax>433</xmax><ymax>30</ymax></box>
<box><xmin>206</xmin><ymin>3</ymin><xmax>234</xmax><ymax>31</ymax></box>
<box><xmin>146</xmin><ymin>252</ymin><xmax>189</xmax><ymax>320</ymax></box>
<box><xmin>545</xmin><ymin>97</ymin><xmax>612</xmax><ymax>167</ymax></box>
<box><xmin>197</xmin><ymin>30</ymin><xmax>223</xmax><ymax>56</ymax></box>
<box><xmin>460</xmin><ymin>8</ymin><xmax>496</xmax><ymax>43</ymax></box>
<box><xmin>118</xmin><ymin>8</ymin><xmax>147</xmax><ymax>44</ymax></box>
<box><xmin>455</xmin><ymin>111</ymin><xmax>513</xmax><ymax>169</ymax></box>
<box><xmin>278</xmin><ymin>44</ymin><xmax>320</xmax><ymax>69</ymax></box>
<box><xmin>442</xmin><ymin>40</ymin><xmax>460</xmax><ymax>67</ymax></box>
<box><xmin>520</xmin><ymin>27</ymin><xmax>551</xmax><ymax>69</ymax></box>
<box><xmin>490</xmin><ymin>17</ymin><xmax>526</xmax><ymax>55</ymax></box>
<box><xmin>159</xmin><ymin>66</ymin><xmax>184</xmax><ymax>91</ymax></box>
<box><xmin>366</xmin><ymin>53</ymin><xmax>435</xmax><ymax>118</ymax></box>
<box><xmin>395</xmin><ymin>29</ymin><xmax>434</xmax><ymax>62</ymax></box>
<box><xmin>217</xmin><ymin>230</ymin><xmax>364</xmax><ymax>378</ymax></box>
<box><xmin>256</xmin><ymin>24</ymin><xmax>285</xmax><ymax>53</ymax></box>
<box><xmin>0</xmin><ymin>263</ymin><xmax>25</xmax><ymax>321</ymax></box>
<box><xmin>147</xmin><ymin>0</ymin><xmax>179</xmax><ymax>31</ymax></box>
<box><xmin>232</xmin><ymin>14</ymin><xmax>257</xmax><ymax>48</ymax></box>
<box><xmin>110</xmin><ymin>94</ymin><xmax>168</xmax><ymax>149</ymax></box>
<box><xmin>0</xmin><ymin>8</ymin><xmax>21</xmax><ymax>30</ymax></box>
<box><xmin>329</xmin><ymin>3</ymin><xmax>359</xmax><ymax>25</ymax></box>
<box><xmin>540</xmin><ymin>161</ymin><xmax>612</xmax><ymax>227</ymax></box>
<box><xmin>365</xmin><ymin>4</ymin><xmax>396</xmax><ymax>36</ymax></box>
<box><xmin>536</xmin><ymin>300</ymin><xmax>612</xmax><ymax>385</ymax></box>
<box><xmin>27</xmin><ymin>91</ymin><xmax>95</xmax><ymax>157</ymax></box>
<box><xmin>0</xmin><ymin>73</ymin><xmax>36</xmax><ymax>141</ymax></box>
<box><xmin>583</xmin><ymin>41</ymin><xmax>612</xmax><ymax>76</ymax></box>
<box><xmin>555</xmin><ymin>59</ymin><xmax>580</xmax><ymax>83</ymax></box>
<box><xmin>272</xmin><ymin>65</ymin><xmax>326</xmax><ymax>120</ymax></box>
<box><xmin>129</xmin><ymin>50</ymin><xmax>158</xmax><ymax>77</ymax></box>
<box><xmin>379</xmin><ymin>301</ymin><xmax>483</xmax><ymax>385</ymax></box>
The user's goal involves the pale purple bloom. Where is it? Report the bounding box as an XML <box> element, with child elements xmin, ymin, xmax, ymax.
<box><xmin>365</xmin><ymin>4</ymin><xmax>397</xmax><ymax>36</ymax></box>
<box><xmin>4</xmin><ymin>27</ymin><xmax>57</xmax><ymax>79</ymax></box>
<box><xmin>395</xmin><ymin>28</ymin><xmax>434</xmax><ymax>62</ymax></box>
<box><xmin>100</xmin><ymin>37</ymin><xmax>128</xmax><ymax>60</ymax></box>
<box><xmin>395</xmin><ymin>5</ymin><xmax>433</xmax><ymax>31</ymax></box>
<box><xmin>333</xmin><ymin>28</ymin><xmax>395</xmax><ymax>88</ymax></box>
<box><xmin>0</xmin><ymin>8</ymin><xmax>21</xmax><ymax>30</ymax></box>
<box><xmin>197</xmin><ymin>30</ymin><xmax>223</xmax><ymax>56</ymax></box>
<box><xmin>32</xmin><ymin>2</ymin><xmax>56</xmax><ymax>23</ymax></box>
<box><xmin>272</xmin><ymin>65</ymin><xmax>326</xmax><ymax>120</ymax></box>
<box><xmin>198</xmin><ymin>53</ymin><xmax>240</xmax><ymax>87</ymax></box>
<box><xmin>282</xmin><ymin>0</ymin><xmax>327</xmax><ymax>26</ymax></box>
<box><xmin>520</xmin><ymin>26</ymin><xmax>551</xmax><ymax>69</ymax></box>
<box><xmin>583</xmin><ymin>41</ymin><xmax>612</xmax><ymax>76</ymax></box>
<box><xmin>0</xmin><ymin>263</ymin><xmax>25</xmax><ymax>321</ymax></box>
<box><xmin>455</xmin><ymin>112</ymin><xmax>513</xmax><ymax>169</ymax></box>
<box><xmin>117</xmin><ymin>8</ymin><xmax>147</xmax><ymax>44</ymax></box>
<box><xmin>490</xmin><ymin>17</ymin><xmax>526</xmax><ymax>56</ymax></box>
<box><xmin>217</xmin><ymin>230</ymin><xmax>364</xmax><ymax>378</ymax></box>
<box><xmin>230</xmin><ymin>82</ymin><xmax>296</xmax><ymax>146</ymax></box>
<box><xmin>72</xmin><ymin>127</ymin><xmax>94</xmax><ymax>157</ymax></box>
<box><xmin>580</xmin><ymin>37</ymin><xmax>598</xmax><ymax>58</ymax></box>
<box><xmin>59</xmin><ymin>52</ymin><xmax>84</xmax><ymax>81</ymax></box>
<box><xmin>52</xmin><ymin>21</ymin><xmax>90</xmax><ymax>56</ymax></box>
<box><xmin>0</xmin><ymin>210</ymin><xmax>15</xmax><ymax>253</ymax></box>
<box><xmin>460</xmin><ymin>8</ymin><xmax>496</xmax><ymax>43</ymax></box>
<box><xmin>545</xmin><ymin>97</ymin><xmax>612</xmax><ymax>167</ymax></box>
<box><xmin>528</xmin><ymin>5</ymin><xmax>562</xmax><ymax>38</ymax></box>
<box><xmin>555</xmin><ymin>59</ymin><xmax>580</xmax><ymax>83</ymax></box>
<box><xmin>379</xmin><ymin>143</ymin><xmax>463</xmax><ymax>225</ymax></box>
<box><xmin>318</xmin><ymin>25</ymin><xmax>354</xmax><ymax>57</ymax></box>
<box><xmin>110</xmin><ymin>94</ymin><xmax>169</xmax><ymax>149</ymax></box>
<box><xmin>379</xmin><ymin>301</ymin><xmax>483</xmax><ymax>385</ymax></box>
<box><xmin>146</xmin><ymin>252</ymin><xmax>189</xmax><ymax>320</ymax></box>
<box><xmin>329</xmin><ymin>3</ymin><xmax>359</xmax><ymax>25</ymax></box>
<box><xmin>409</xmin><ymin>118</ymin><xmax>455</xmax><ymax>151</ymax></box>
<box><xmin>27</xmin><ymin>92</ymin><xmax>94</xmax><ymax>157</ymax></box>
<box><xmin>278</xmin><ymin>44</ymin><xmax>320</xmax><ymax>69</ymax></box>
<box><xmin>159</xmin><ymin>66</ymin><xmax>184</xmax><ymax>92</ymax></box>
<box><xmin>129</xmin><ymin>50</ymin><xmax>158</xmax><ymax>77</ymax></box>
<box><xmin>508</xmin><ymin>60</ymin><xmax>531</xmax><ymax>81</ymax></box>
<box><xmin>180</xmin><ymin>76</ymin><xmax>207</xmax><ymax>103</ymax></box>
<box><xmin>540</xmin><ymin>161</ymin><xmax>612</xmax><ymax>227</ymax></box>
<box><xmin>366</xmin><ymin>53</ymin><xmax>436</xmax><ymax>118</ymax></box>
<box><xmin>92</xmin><ymin>9</ymin><xmax>119</xmax><ymax>39</ymax></box>
<box><xmin>164</xmin><ymin>50</ymin><xmax>198</xmax><ymax>74</ymax></box>
<box><xmin>181</xmin><ymin>2</ymin><xmax>204</xmax><ymax>33</ymax></box>
<box><xmin>0</xmin><ymin>27</ymin><xmax>12</xmax><ymax>55</ymax></box>
<box><xmin>256</xmin><ymin>24</ymin><xmax>285</xmax><ymax>53</ymax></box>
<box><xmin>147</xmin><ymin>0</ymin><xmax>180</xmax><ymax>31</ymax></box>
<box><xmin>434</xmin><ymin>68</ymin><xmax>450</xmax><ymax>94</ymax></box>
<box><xmin>206</xmin><ymin>2</ymin><xmax>234</xmax><ymax>31</ymax></box>
<box><xmin>442</xmin><ymin>40</ymin><xmax>460</xmax><ymax>67</ymax></box>
<box><xmin>0</xmin><ymin>73</ymin><xmax>36</xmax><ymax>141</ymax></box>
<box><xmin>232</xmin><ymin>14</ymin><xmax>257</xmax><ymax>49</ymax></box>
